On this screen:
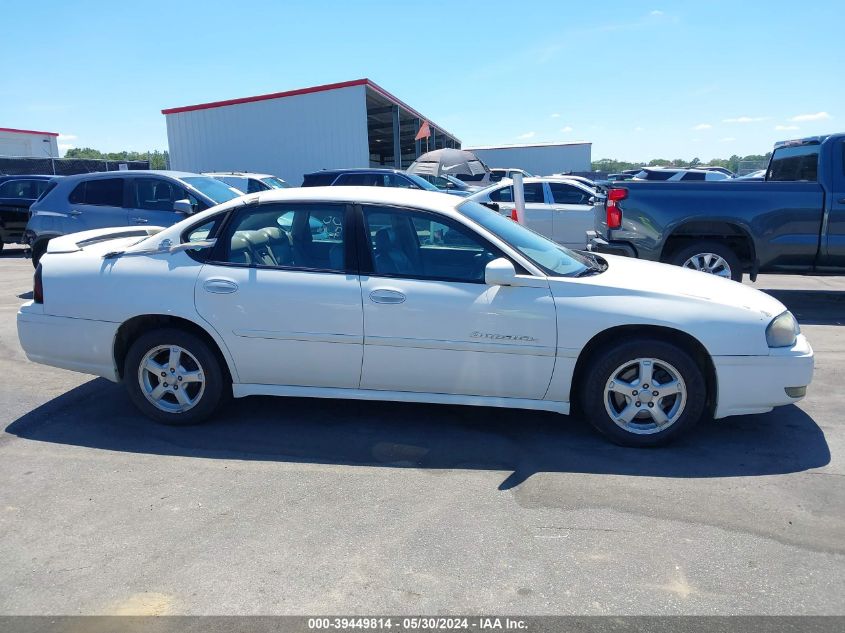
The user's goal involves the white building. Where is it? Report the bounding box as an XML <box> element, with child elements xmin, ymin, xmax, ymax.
<box><xmin>0</xmin><ymin>127</ymin><xmax>59</xmax><ymax>158</ymax></box>
<box><xmin>162</xmin><ymin>79</ymin><xmax>460</xmax><ymax>186</ymax></box>
<box><xmin>466</xmin><ymin>141</ymin><xmax>592</xmax><ymax>176</ymax></box>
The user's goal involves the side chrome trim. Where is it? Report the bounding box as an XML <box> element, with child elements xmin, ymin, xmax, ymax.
<box><xmin>232</xmin><ymin>383</ymin><xmax>569</xmax><ymax>414</ymax></box>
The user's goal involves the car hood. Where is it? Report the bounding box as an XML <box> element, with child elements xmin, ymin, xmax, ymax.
<box><xmin>580</xmin><ymin>254</ymin><xmax>787</xmax><ymax>318</ymax></box>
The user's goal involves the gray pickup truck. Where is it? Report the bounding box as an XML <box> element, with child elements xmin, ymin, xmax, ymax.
<box><xmin>588</xmin><ymin>133</ymin><xmax>845</xmax><ymax>281</ymax></box>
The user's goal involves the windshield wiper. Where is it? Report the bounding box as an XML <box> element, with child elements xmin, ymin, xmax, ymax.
<box><xmin>573</xmin><ymin>254</ymin><xmax>608</xmax><ymax>277</ymax></box>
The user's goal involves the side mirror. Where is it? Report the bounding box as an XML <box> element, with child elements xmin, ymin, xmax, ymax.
<box><xmin>173</xmin><ymin>199</ymin><xmax>193</xmax><ymax>215</ymax></box>
<box><xmin>482</xmin><ymin>202</ymin><xmax>500</xmax><ymax>212</ymax></box>
<box><xmin>485</xmin><ymin>258</ymin><xmax>517</xmax><ymax>286</ymax></box>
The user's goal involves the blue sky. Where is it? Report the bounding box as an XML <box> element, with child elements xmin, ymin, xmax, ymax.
<box><xmin>2</xmin><ymin>0</ymin><xmax>841</xmax><ymax>161</ymax></box>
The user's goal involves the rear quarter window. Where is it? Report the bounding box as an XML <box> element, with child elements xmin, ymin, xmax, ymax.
<box><xmin>302</xmin><ymin>173</ymin><xmax>338</xmax><ymax>187</ymax></box>
<box><xmin>768</xmin><ymin>145</ymin><xmax>820</xmax><ymax>182</ymax></box>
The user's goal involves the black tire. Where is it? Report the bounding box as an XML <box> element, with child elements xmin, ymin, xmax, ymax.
<box><xmin>31</xmin><ymin>240</ymin><xmax>47</xmax><ymax>268</ymax></box>
<box><xmin>580</xmin><ymin>338</ymin><xmax>707</xmax><ymax>447</ymax></box>
<box><xmin>668</xmin><ymin>240</ymin><xmax>743</xmax><ymax>282</ymax></box>
<box><xmin>124</xmin><ymin>327</ymin><xmax>227</xmax><ymax>425</ymax></box>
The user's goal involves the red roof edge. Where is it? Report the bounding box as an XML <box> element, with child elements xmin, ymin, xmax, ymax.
<box><xmin>0</xmin><ymin>127</ymin><xmax>59</xmax><ymax>137</ymax></box>
<box><xmin>161</xmin><ymin>79</ymin><xmax>370</xmax><ymax>115</ymax></box>
<box><xmin>160</xmin><ymin>78</ymin><xmax>460</xmax><ymax>143</ymax></box>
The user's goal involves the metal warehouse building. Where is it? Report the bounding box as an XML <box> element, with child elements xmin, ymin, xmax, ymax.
<box><xmin>0</xmin><ymin>127</ymin><xmax>59</xmax><ymax>158</ymax></box>
<box><xmin>162</xmin><ymin>79</ymin><xmax>460</xmax><ymax>186</ymax></box>
<box><xmin>466</xmin><ymin>141</ymin><xmax>591</xmax><ymax>176</ymax></box>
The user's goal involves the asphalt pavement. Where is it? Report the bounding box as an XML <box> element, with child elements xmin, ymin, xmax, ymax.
<box><xmin>0</xmin><ymin>246</ymin><xmax>842</xmax><ymax>615</ymax></box>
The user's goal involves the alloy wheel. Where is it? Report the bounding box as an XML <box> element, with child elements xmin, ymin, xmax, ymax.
<box><xmin>603</xmin><ymin>357</ymin><xmax>687</xmax><ymax>434</ymax></box>
<box><xmin>138</xmin><ymin>345</ymin><xmax>206</xmax><ymax>413</ymax></box>
<box><xmin>682</xmin><ymin>252</ymin><xmax>732</xmax><ymax>278</ymax></box>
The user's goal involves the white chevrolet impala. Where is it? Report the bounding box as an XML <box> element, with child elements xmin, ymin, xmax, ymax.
<box><xmin>17</xmin><ymin>188</ymin><xmax>814</xmax><ymax>446</ymax></box>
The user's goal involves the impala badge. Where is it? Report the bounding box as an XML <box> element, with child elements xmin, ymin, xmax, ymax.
<box><xmin>471</xmin><ymin>331</ymin><xmax>537</xmax><ymax>342</ymax></box>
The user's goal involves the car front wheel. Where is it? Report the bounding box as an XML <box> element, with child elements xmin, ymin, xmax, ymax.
<box><xmin>580</xmin><ymin>338</ymin><xmax>707</xmax><ymax>447</ymax></box>
<box><xmin>124</xmin><ymin>328</ymin><xmax>226</xmax><ymax>425</ymax></box>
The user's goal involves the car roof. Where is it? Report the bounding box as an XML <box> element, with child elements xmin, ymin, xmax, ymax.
<box><xmin>57</xmin><ymin>170</ymin><xmax>203</xmax><ymax>182</ymax></box>
<box><xmin>205</xmin><ymin>171</ymin><xmax>275</xmax><ymax>179</ymax></box>
<box><xmin>491</xmin><ymin>176</ymin><xmax>596</xmax><ymax>187</ymax></box>
<box><xmin>0</xmin><ymin>174</ymin><xmax>59</xmax><ymax>182</ymax></box>
<box><xmin>305</xmin><ymin>168</ymin><xmax>405</xmax><ymax>176</ymax></box>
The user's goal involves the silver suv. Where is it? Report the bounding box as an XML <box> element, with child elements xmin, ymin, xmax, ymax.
<box><xmin>26</xmin><ymin>170</ymin><xmax>241</xmax><ymax>266</ymax></box>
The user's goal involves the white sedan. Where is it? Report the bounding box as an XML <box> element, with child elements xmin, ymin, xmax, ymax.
<box><xmin>467</xmin><ymin>177</ymin><xmax>603</xmax><ymax>249</ymax></box>
<box><xmin>17</xmin><ymin>188</ymin><xmax>814</xmax><ymax>447</ymax></box>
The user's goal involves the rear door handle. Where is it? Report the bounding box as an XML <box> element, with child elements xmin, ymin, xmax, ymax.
<box><xmin>203</xmin><ymin>279</ymin><xmax>239</xmax><ymax>294</ymax></box>
<box><xmin>370</xmin><ymin>289</ymin><xmax>406</xmax><ymax>304</ymax></box>
<box><xmin>130</xmin><ymin>217</ymin><xmax>149</xmax><ymax>224</ymax></box>
<box><xmin>68</xmin><ymin>210</ymin><xmax>82</xmax><ymax>216</ymax></box>
<box><xmin>838</xmin><ymin>197</ymin><xmax>845</xmax><ymax>204</ymax></box>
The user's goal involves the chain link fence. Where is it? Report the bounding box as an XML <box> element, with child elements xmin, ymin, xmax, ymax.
<box><xmin>0</xmin><ymin>156</ymin><xmax>150</xmax><ymax>176</ymax></box>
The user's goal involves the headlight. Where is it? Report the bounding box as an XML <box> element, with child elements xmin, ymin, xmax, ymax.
<box><xmin>766</xmin><ymin>311</ymin><xmax>800</xmax><ymax>348</ymax></box>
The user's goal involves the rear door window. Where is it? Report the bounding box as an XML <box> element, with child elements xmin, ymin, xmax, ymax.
<box><xmin>69</xmin><ymin>178</ymin><xmax>124</xmax><ymax>206</ymax></box>
<box><xmin>549</xmin><ymin>183</ymin><xmax>590</xmax><ymax>204</ymax></box>
<box><xmin>768</xmin><ymin>144</ymin><xmax>820</xmax><ymax>182</ymax></box>
<box><xmin>523</xmin><ymin>183</ymin><xmax>546</xmax><ymax>203</ymax></box>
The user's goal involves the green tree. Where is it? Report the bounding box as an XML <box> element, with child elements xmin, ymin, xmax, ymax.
<box><xmin>64</xmin><ymin>147</ymin><xmax>169</xmax><ymax>169</ymax></box>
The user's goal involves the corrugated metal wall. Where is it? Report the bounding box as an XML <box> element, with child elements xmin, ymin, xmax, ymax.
<box><xmin>468</xmin><ymin>144</ymin><xmax>592</xmax><ymax>176</ymax></box>
<box><xmin>165</xmin><ymin>85</ymin><xmax>370</xmax><ymax>185</ymax></box>
<box><xmin>0</xmin><ymin>131</ymin><xmax>59</xmax><ymax>158</ymax></box>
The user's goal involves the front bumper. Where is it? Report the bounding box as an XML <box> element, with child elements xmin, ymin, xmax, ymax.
<box><xmin>712</xmin><ymin>334</ymin><xmax>814</xmax><ymax>419</ymax></box>
<box><xmin>17</xmin><ymin>302</ymin><xmax>120</xmax><ymax>381</ymax></box>
<box><xmin>586</xmin><ymin>231</ymin><xmax>637</xmax><ymax>258</ymax></box>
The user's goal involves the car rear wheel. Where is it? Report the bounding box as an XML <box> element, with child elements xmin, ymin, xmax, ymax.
<box><xmin>669</xmin><ymin>241</ymin><xmax>743</xmax><ymax>282</ymax></box>
<box><xmin>124</xmin><ymin>328</ymin><xmax>226</xmax><ymax>425</ymax></box>
<box><xmin>31</xmin><ymin>241</ymin><xmax>47</xmax><ymax>268</ymax></box>
<box><xmin>580</xmin><ymin>338</ymin><xmax>707</xmax><ymax>447</ymax></box>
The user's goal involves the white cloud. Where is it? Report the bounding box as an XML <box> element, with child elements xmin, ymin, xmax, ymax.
<box><xmin>57</xmin><ymin>134</ymin><xmax>77</xmax><ymax>142</ymax></box>
<box><xmin>719</xmin><ymin>137</ymin><xmax>736</xmax><ymax>142</ymax></box>
<box><xmin>550</xmin><ymin>113</ymin><xmax>560</xmax><ymax>118</ymax></box>
<box><xmin>560</xmin><ymin>126</ymin><xmax>573</xmax><ymax>133</ymax></box>
<box><xmin>517</xmin><ymin>131</ymin><xmax>536</xmax><ymax>140</ymax></box>
<box><xmin>790</xmin><ymin>111</ymin><xmax>831</xmax><ymax>122</ymax></box>
<box><xmin>634</xmin><ymin>126</ymin><xmax>644</xmax><ymax>132</ymax></box>
<box><xmin>691</xmin><ymin>123</ymin><xmax>712</xmax><ymax>130</ymax></box>
<box><xmin>722</xmin><ymin>116</ymin><xmax>768</xmax><ymax>123</ymax></box>
<box><xmin>650</xmin><ymin>10</ymin><xmax>664</xmax><ymax>15</ymax></box>
<box><xmin>774</xmin><ymin>125</ymin><xmax>800</xmax><ymax>131</ymax></box>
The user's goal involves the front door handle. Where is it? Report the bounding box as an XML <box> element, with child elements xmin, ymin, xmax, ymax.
<box><xmin>68</xmin><ymin>210</ymin><xmax>82</xmax><ymax>216</ymax></box>
<box><xmin>369</xmin><ymin>289</ymin><xmax>406</xmax><ymax>304</ymax></box>
<box><xmin>203</xmin><ymin>279</ymin><xmax>239</xmax><ymax>294</ymax></box>
<box><xmin>838</xmin><ymin>197</ymin><xmax>845</xmax><ymax>204</ymax></box>
<box><xmin>130</xmin><ymin>217</ymin><xmax>149</xmax><ymax>224</ymax></box>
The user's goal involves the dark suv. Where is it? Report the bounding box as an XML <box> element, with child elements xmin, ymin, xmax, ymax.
<box><xmin>0</xmin><ymin>175</ymin><xmax>60</xmax><ymax>250</ymax></box>
<box><xmin>301</xmin><ymin>168</ymin><xmax>441</xmax><ymax>192</ymax></box>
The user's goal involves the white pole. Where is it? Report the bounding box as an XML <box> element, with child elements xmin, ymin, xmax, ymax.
<box><xmin>512</xmin><ymin>172</ymin><xmax>526</xmax><ymax>224</ymax></box>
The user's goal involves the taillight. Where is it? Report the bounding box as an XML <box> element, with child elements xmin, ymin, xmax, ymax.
<box><xmin>606</xmin><ymin>187</ymin><xmax>627</xmax><ymax>229</ymax></box>
<box><xmin>33</xmin><ymin>264</ymin><xmax>43</xmax><ymax>304</ymax></box>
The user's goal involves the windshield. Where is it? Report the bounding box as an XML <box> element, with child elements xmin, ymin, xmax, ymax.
<box><xmin>458</xmin><ymin>200</ymin><xmax>595</xmax><ymax>277</ymax></box>
<box><xmin>405</xmin><ymin>173</ymin><xmax>440</xmax><ymax>191</ymax></box>
<box><xmin>443</xmin><ymin>175</ymin><xmax>469</xmax><ymax>190</ymax></box>
<box><xmin>261</xmin><ymin>176</ymin><xmax>291</xmax><ymax>189</ymax></box>
<box><xmin>181</xmin><ymin>176</ymin><xmax>241</xmax><ymax>204</ymax></box>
